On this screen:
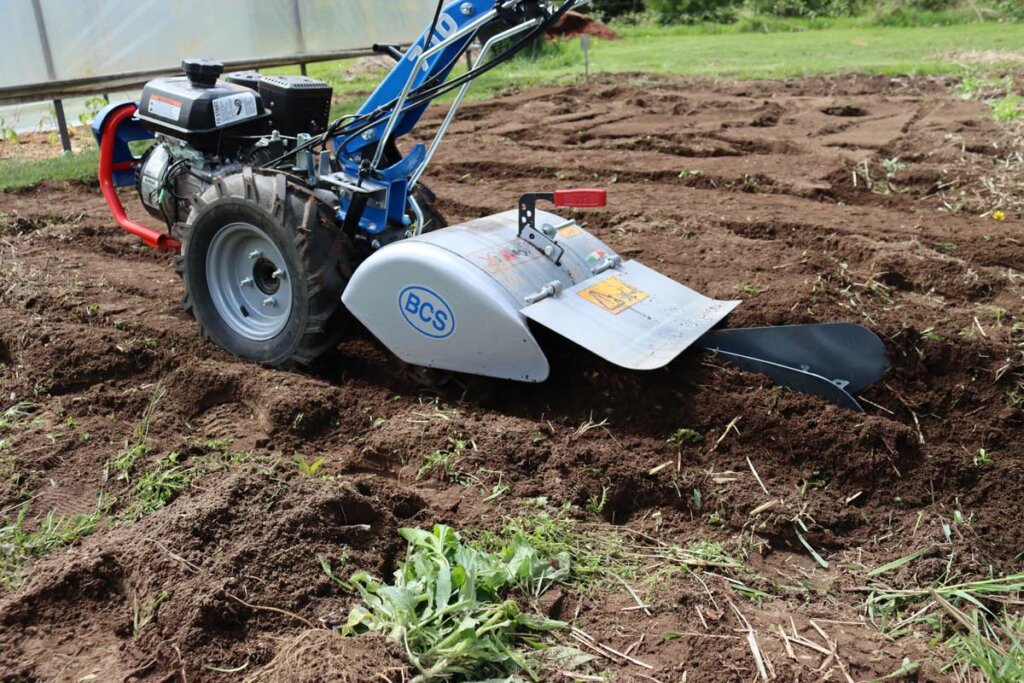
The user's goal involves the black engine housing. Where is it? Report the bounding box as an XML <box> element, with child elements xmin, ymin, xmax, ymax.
<box><xmin>138</xmin><ymin>59</ymin><xmax>271</xmax><ymax>154</ymax></box>
<box><xmin>138</xmin><ymin>59</ymin><xmax>333</xmax><ymax>154</ymax></box>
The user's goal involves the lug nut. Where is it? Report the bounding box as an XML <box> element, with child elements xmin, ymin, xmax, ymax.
<box><xmin>271</xmin><ymin>269</ymin><xmax>286</xmax><ymax>280</ymax></box>
<box><xmin>240</xmin><ymin>277</ymin><xmax>254</xmax><ymax>287</ymax></box>
<box><xmin>248</xmin><ymin>249</ymin><xmax>262</xmax><ymax>260</ymax></box>
<box><xmin>262</xmin><ymin>297</ymin><xmax>277</xmax><ymax>307</ymax></box>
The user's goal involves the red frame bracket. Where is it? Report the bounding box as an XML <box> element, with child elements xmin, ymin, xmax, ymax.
<box><xmin>98</xmin><ymin>104</ymin><xmax>181</xmax><ymax>252</ymax></box>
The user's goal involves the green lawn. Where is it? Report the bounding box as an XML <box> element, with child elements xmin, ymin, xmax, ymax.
<box><xmin>3</xmin><ymin>21</ymin><xmax>1022</xmax><ymax>192</ymax></box>
<box><xmin>0</xmin><ymin>149</ymin><xmax>99</xmax><ymax>193</ymax></box>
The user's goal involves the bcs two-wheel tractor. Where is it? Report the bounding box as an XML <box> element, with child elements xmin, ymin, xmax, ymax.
<box><xmin>92</xmin><ymin>0</ymin><xmax>889</xmax><ymax>411</ymax></box>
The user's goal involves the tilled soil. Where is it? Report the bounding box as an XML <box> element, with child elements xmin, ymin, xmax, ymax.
<box><xmin>0</xmin><ymin>73</ymin><xmax>1022</xmax><ymax>682</ymax></box>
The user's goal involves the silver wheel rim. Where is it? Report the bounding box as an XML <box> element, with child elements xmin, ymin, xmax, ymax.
<box><xmin>206</xmin><ymin>222</ymin><xmax>293</xmax><ymax>341</ymax></box>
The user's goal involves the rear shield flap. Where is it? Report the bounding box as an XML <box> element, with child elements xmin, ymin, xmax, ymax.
<box><xmin>522</xmin><ymin>260</ymin><xmax>740</xmax><ymax>370</ymax></box>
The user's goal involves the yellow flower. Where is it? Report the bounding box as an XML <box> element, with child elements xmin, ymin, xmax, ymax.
<box><xmin>993</xmin><ymin>210</ymin><xmax>1006</xmax><ymax>221</ymax></box>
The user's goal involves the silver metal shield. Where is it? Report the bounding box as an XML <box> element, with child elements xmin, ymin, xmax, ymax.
<box><xmin>522</xmin><ymin>260</ymin><xmax>740</xmax><ymax>371</ymax></box>
<box><xmin>343</xmin><ymin>209</ymin><xmax>739</xmax><ymax>380</ymax></box>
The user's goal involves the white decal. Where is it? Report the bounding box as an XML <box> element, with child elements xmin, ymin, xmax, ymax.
<box><xmin>212</xmin><ymin>91</ymin><xmax>258</xmax><ymax>127</ymax></box>
<box><xmin>409</xmin><ymin>12</ymin><xmax>458</xmax><ymax>72</ymax></box>
<box><xmin>147</xmin><ymin>94</ymin><xmax>182</xmax><ymax>121</ymax></box>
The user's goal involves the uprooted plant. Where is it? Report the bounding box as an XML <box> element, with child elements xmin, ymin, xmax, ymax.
<box><xmin>340</xmin><ymin>524</ymin><xmax>581</xmax><ymax>682</ymax></box>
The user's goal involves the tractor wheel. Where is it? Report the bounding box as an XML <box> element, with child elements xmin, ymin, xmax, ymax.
<box><xmin>175</xmin><ymin>169</ymin><xmax>350</xmax><ymax>368</ymax></box>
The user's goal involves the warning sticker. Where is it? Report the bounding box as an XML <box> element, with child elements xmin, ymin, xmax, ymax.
<box><xmin>557</xmin><ymin>225</ymin><xmax>583</xmax><ymax>239</ymax></box>
<box><xmin>578</xmin><ymin>277</ymin><xmax>649</xmax><ymax>314</ymax></box>
<box><xmin>467</xmin><ymin>239</ymin><xmax>541</xmax><ymax>274</ymax></box>
<box><xmin>212</xmin><ymin>92</ymin><xmax>258</xmax><ymax>127</ymax></box>
<box><xmin>147</xmin><ymin>94</ymin><xmax>182</xmax><ymax>122</ymax></box>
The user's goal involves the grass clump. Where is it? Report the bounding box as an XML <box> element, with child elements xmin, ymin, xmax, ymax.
<box><xmin>0</xmin><ymin>402</ymin><xmax>38</xmax><ymax>431</ymax></box>
<box><xmin>127</xmin><ymin>452</ymin><xmax>194</xmax><ymax>520</ymax></box>
<box><xmin>108</xmin><ymin>385</ymin><xmax>164</xmax><ymax>482</ymax></box>
<box><xmin>0</xmin><ymin>504</ymin><xmax>104</xmax><ymax>590</ymax></box>
<box><xmin>474</xmin><ymin>504</ymin><xmax>743</xmax><ymax>592</ymax></box>
<box><xmin>342</xmin><ymin>524</ymin><xmax>577</xmax><ymax>682</ymax></box>
<box><xmin>867</xmin><ymin>572</ymin><xmax>1024</xmax><ymax>680</ymax></box>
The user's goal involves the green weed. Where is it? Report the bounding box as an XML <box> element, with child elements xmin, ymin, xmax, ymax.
<box><xmin>668</xmin><ymin>428</ymin><xmax>704</xmax><ymax>446</ymax></box>
<box><xmin>132</xmin><ymin>590</ymin><xmax>171</xmax><ymax>638</ymax></box>
<box><xmin>417</xmin><ymin>437</ymin><xmax>468</xmax><ymax>483</ymax></box>
<box><xmin>735</xmin><ymin>283</ymin><xmax>764</xmax><ymax>296</ymax></box>
<box><xmin>991</xmin><ymin>94</ymin><xmax>1024</xmax><ymax>122</ymax></box>
<box><xmin>0</xmin><ymin>504</ymin><xmax>104</xmax><ymax>590</ymax></box>
<box><xmin>127</xmin><ymin>453</ymin><xmax>194</xmax><ymax>520</ymax></box>
<box><xmin>294</xmin><ymin>453</ymin><xmax>326</xmax><ymax>477</ymax></box>
<box><xmin>108</xmin><ymin>386</ymin><xmax>165</xmax><ymax>482</ymax></box>
<box><xmin>342</xmin><ymin>524</ymin><xmax>576</xmax><ymax>682</ymax></box>
<box><xmin>867</xmin><ymin>573</ymin><xmax>1024</xmax><ymax>680</ymax></box>
<box><xmin>474</xmin><ymin>504</ymin><xmax>743</xmax><ymax>593</ymax></box>
<box><xmin>584</xmin><ymin>486</ymin><xmax>610</xmax><ymax>515</ymax></box>
<box><xmin>0</xmin><ymin>402</ymin><xmax>38</xmax><ymax>431</ymax></box>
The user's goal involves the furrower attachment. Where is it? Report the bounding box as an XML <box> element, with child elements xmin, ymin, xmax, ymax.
<box><xmin>342</xmin><ymin>190</ymin><xmax>889</xmax><ymax>410</ymax></box>
<box><xmin>696</xmin><ymin>324</ymin><xmax>891</xmax><ymax>412</ymax></box>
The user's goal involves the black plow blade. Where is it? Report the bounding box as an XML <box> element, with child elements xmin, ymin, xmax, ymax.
<box><xmin>695</xmin><ymin>323</ymin><xmax>891</xmax><ymax>412</ymax></box>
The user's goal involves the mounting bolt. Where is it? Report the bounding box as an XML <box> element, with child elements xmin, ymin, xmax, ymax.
<box><xmin>262</xmin><ymin>297</ymin><xmax>277</xmax><ymax>307</ymax></box>
<box><xmin>371</xmin><ymin>239</ymin><xmax>382</xmax><ymax>250</ymax></box>
<box><xmin>271</xmin><ymin>269</ymin><xmax>286</xmax><ymax>280</ymax></box>
<box><xmin>460</xmin><ymin>2</ymin><xmax>474</xmax><ymax>15</ymax></box>
<box><xmin>248</xmin><ymin>249</ymin><xmax>262</xmax><ymax>260</ymax></box>
<box><xmin>544</xmin><ymin>245</ymin><xmax>555</xmax><ymax>257</ymax></box>
<box><xmin>361</xmin><ymin>129</ymin><xmax>376</xmax><ymax>141</ymax></box>
<box><xmin>240</xmin><ymin>277</ymin><xmax>254</xmax><ymax>287</ymax></box>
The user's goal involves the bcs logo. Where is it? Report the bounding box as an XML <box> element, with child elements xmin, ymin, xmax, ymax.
<box><xmin>398</xmin><ymin>286</ymin><xmax>455</xmax><ymax>339</ymax></box>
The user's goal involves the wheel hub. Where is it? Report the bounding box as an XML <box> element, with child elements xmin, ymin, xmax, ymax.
<box><xmin>206</xmin><ymin>222</ymin><xmax>293</xmax><ymax>341</ymax></box>
<box><xmin>252</xmin><ymin>257</ymin><xmax>281</xmax><ymax>295</ymax></box>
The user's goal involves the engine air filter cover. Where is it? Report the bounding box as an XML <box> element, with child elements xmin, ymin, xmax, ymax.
<box><xmin>258</xmin><ymin>75</ymin><xmax>333</xmax><ymax>136</ymax></box>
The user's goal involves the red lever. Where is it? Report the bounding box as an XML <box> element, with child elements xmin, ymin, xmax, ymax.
<box><xmin>553</xmin><ymin>189</ymin><xmax>607</xmax><ymax>209</ymax></box>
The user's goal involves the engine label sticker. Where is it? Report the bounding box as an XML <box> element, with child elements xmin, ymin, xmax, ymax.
<box><xmin>147</xmin><ymin>94</ymin><xmax>182</xmax><ymax>121</ymax></box>
<box><xmin>212</xmin><ymin>92</ymin><xmax>258</xmax><ymax>127</ymax></box>
<box><xmin>557</xmin><ymin>225</ymin><xmax>583</xmax><ymax>239</ymax></box>
<box><xmin>467</xmin><ymin>240</ymin><xmax>541</xmax><ymax>274</ymax></box>
<box><xmin>578</xmin><ymin>277</ymin><xmax>649</xmax><ymax>315</ymax></box>
<box><xmin>399</xmin><ymin>286</ymin><xmax>456</xmax><ymax>339</ymax></box>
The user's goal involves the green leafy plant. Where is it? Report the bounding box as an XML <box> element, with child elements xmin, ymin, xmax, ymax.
<box><xmin>0</xmin><ymin>115</ymin><xmax>18</xmax><ymax>144</ymax></box>
<box><xmin>342</xmin><ymin>524</ymin><xmax>572</xmax><ymax>682</ymax></box>
<box><xmin>77</xmin><ymin>96</ymin><xmax>107</xmax><ymax>127</ymax></box>
<box><xmin>295</xmin><ymin>453</ymin><xmax>325</xmax><ymax>477</ymax></box>
<box><xmin>735</xmin><ymin>283</ymin><xmax>764</xmax><ymax>296</ymax></box>
<box><xmin>668</xmin><ymin>428</ymin><xmax>704</xmax><ymax>446</ymax></box>
<box><xmin>990</xmin><ymin>94</ymin><xmax>1024</xmax><ymax>123</ymax></box>
<box><xmin>584</xmin><ymin>486</ymin><xmax>610</xmax><ymax>515</ymax></box>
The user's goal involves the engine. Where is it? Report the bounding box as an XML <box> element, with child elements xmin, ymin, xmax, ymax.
<box><xmin>133</xmin><ymin>58</ymin><xmax>333</xmax><ymax>226</ymax></box>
